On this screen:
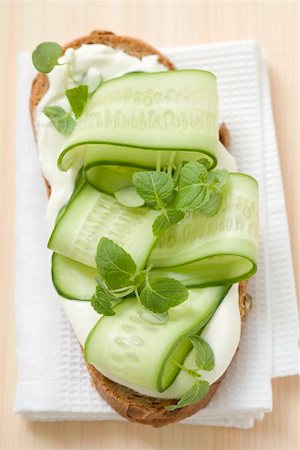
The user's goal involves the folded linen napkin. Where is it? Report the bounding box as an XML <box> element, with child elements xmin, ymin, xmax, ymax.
<box><xmin>14</xmin><ymin>40</ymin><xmax>299</xmax><ymax>428</ymax></box>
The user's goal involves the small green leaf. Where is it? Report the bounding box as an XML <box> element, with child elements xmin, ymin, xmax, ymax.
<box><xmin>32</xmin><ymin>42</ymin><xmax>62</xmax><ymax>73</ymax></box>
<box><xmin>66</xmin><ymin>84</ymin><xmax>89</xmax><ymax>119</ymax></box>
<box><xmin>197</xmin><ymin>158</ymin><xmax>210</xmax><ymax>169</ymax></box>
<box><xmin>43</xmin><ymin>106</ymin><xmax>76</xmax><ymax>135</ymax></box>
<box><xmin>132</xmin><ymin>271</ymin><xmax>146</xmax><ymax>288</ymax></box>
<box><xmin>166</xmin><ymin>380</ymin><xmax>210</xmax><ymax>411</ymax></box>
<box><xmin>199</xmin><ymin>192</ymin><xmax>222</xmax><ymax>217</ymax></box>
<box><xmin>96</xmin><ymin>238</ymin><xmax>137</xmax><ymax>290</ymax></box>
<box><xmin>139</xmin><ymin>309</ymin><xmax>169</xmax><ymax>325</ymax></box>
<box><xmin>176</xmin><ymin>161</ymin><xmax>209</xmax><ymax>212</ymax></box>
<box><xmin>132</xmin><ymin>171</ymin><xmax>175</xmax><ymax>209</ymax></box>
<box><xmin>152</xmin><ymin>209</ymin><xmax>185</xmax><ymax>236</ymax></box>
<box><xmin>140</xmin><ymin>277</ymin><xmax>188</xmax><ymax>313</ymax></box>
<box><xmin>208</xmin><ymin>169</ymin><xmax>228</xmax><ymax>189</ymax></box>
<box><xmin>190</xmin><ymin>336</ymin><xmax>215</xmax><ymax>371</ymax></box>
<box><xmin>91</xmin><ymin>285</ymin><xmax>115</xmax><ymax>316</ymax></box>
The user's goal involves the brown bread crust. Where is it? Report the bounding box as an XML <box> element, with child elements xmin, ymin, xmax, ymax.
<box><xmin>30</xmin><ymin>30</ymin><xmax>250</xmax><ymax>426</ymax></box>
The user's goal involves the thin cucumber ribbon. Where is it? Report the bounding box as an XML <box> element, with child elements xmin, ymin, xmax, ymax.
<box><xmin>57</xmin><ymin>70</ymin><xmax>219</xmax><ymax>184</ymax></box>
<box><xmin>84</xmin><ymin>286</ymin><xmax>230</xmax><ymax>393</ymax></box>
<box><xmin>150</xmin><ymin>173</ymin><xmax>259</xmax><ymax>286</ymax></box>
<box><xmin>51</xmin><ymin>173</ymin><xmax>258</xmax><ymax>297</ymax></box>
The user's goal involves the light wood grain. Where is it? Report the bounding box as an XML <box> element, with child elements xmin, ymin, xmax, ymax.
<box><xmin>0</xmin><ymin>1</ymin><xmax>299</xmax><ymax>449</ymax></box>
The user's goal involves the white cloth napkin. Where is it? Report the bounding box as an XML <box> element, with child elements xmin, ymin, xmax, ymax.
<box><xmin>14</xmin><ymin>41</ymin><xmax>299</xmax><ymax>428</ymax></box>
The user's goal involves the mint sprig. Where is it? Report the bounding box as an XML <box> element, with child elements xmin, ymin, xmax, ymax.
<box><xmin>152</xmin><ymin>209</ymin><xmax>184</xmax><ymax>236</ymax></box>
<box><xmin>176</xmin><ymin>162</ymin><xmax>228</xmax><ymax>215</ymax></box>
<box><xmin>91</xmin><ymin>285</ymin><xmax>116</xmax><ymax>316</ymax></box>
<box><xmin>66</xmin><ymin>84</ymin><xmax>89</xmax><ymax>119</ymax></box>
<box><xmin>43</xmin><ymin>106</ymin><xmax>76</xmax><ymax>135</ymax></box>
<box><xmin>92</xmin><ymin>237</ymin><xmax>188</xmax><ymax>318</ymax></box>
<box><xmin>96</xmin><ymin>238</ymin><xmax>137</xmax><ymax>290</ymax></box>
<box><xmin>139</xmin><ymin>277</ymin><xmax>188</xmax><ymax>314</ymax></box>
<box><xmin>32</xmin><ymin>42</ymin><xmax>62</xmax><ymax>73</ymax></box>
<box><xmin>131</xmin><ymin>162</ymin><xmax>229</xmax><ymax>238</ymax></box>
<box><xmin>190</xmin><ymin>335</ymin><xmax>215</xmax><ymax>371</ymax></box>
<box><xmin>166</xmin><ymin>380</ymin><xmax>210</xmax><ymax>411</ymax></box>
<box><xmin>132</xmin><ymin>171</ymin><xmax>175</xmax><ymax>209</ymax></box>
<box><xmin>165</xmin><ymin>335</ymin><xmax>215</xmax><ymax>411</ymax></box>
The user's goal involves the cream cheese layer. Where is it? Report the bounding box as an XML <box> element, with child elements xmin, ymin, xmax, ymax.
<box><xmin>35</xmin><ymin>44</ymin><xmax>166</xmax><ymax>234</ymax></box>
<box><xmin>35</xmin><ymin>43</ymin><xmax>240</xmax><ymax>399</ymax></box>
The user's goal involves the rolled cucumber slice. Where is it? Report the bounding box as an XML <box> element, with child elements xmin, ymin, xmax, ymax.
<box><xmin>52</xmin><ymin>253</ymin><xmax>97</xmax><ymax>300</ymax></box>
<box><xmin>48</xmin><ymin>183</ymin><xmax>160</xmax><ymax>269</ymax></box>
<box><xmin>85</xmin><ymin>286</ymin><xmax>229</xmax><ymax>393</ymax></box>
<box><xmin>58</xmin><ymin>70</ymin><xmax>219</xmax><ymax>173</ymax></box>
<box><xmin>150</xmin><ymin>173</ymin><xmax>259</xmax><ymax>283</ymax></box>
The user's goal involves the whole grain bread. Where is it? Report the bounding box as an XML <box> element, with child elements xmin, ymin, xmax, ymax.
<box><xmin>30</xmin><ymin>30</ymin><xmax>250</xmax><ymax>427</ymax></box>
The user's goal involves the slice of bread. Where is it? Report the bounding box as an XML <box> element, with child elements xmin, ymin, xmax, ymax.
<box><xmin>30</xmin><ymin>30</ymin><xmax>251</xmax><ymax>427</ymax></box>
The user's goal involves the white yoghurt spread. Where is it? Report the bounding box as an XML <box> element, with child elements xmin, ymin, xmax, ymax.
<box><xmin>35</xmin><ymin>44</ymin><xmax>167</xmax><ymax>233</ymax></box>
<box><xmin>34</xmin><ymin>43</ymin><xmax>241</xmax><ymax>399</ymax></box>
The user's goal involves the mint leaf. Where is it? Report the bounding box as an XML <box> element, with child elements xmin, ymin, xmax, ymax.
<box><xmin>96</xmin><ymin>238</ymin><xmax>136</xmax><ymax>290</ymax></box>
<box><xmin>66</xmin><ymin>84</ymin><xmax>89</xmax><ymax>119</ymax></box>
<box><xmin>43</xmin><ymin>106</ymin><xmax>76</xmax><ymax>135</ymax></box>
<box><xmin>190</xmin><ymin>336</ymin><xmax>215</xmax><ymax>371</ymax></box>
<box><xmin>132</xmin><ymin>171</ymin><xmax>175</xmax><ymax>209</ymax></box>
<box><xmin>208</xmin><ymin>169</ymin><xmax>228</xmax><ymax>189</ymax></box>
<box><xmin>152</xmin><ymin>209</ymin><xmax>185</xmax><ymax>236</ymax></box>
<box><xmin>32</xmin><ymin>42</ymin><xmax>62</xmax><ymax>73</ymax></box>
<box><xmin>176</xmin><ymin>161</ymin><xmax>228</xmax><ymax>217</ymax></box>
<box><xmin>197</xmin><ymin>158</ymin><xmax>210</xmax><ymax>169</ymax></box>
<box><xmin>140</xmin><ymin>277</ymin><xmax>188</xmax><ymax>313</ymax></box>
<box><xmin>166</xmin><ymin>380</ymin><xmax>210</xmax><ymax>411</ymax></box>
<box><xmin>91</xmin><ymin>285</ymin><xmax>115</xmax><ymax>316</ymax></box>
<box><xmin>176</xmin><ymin>161</ymin><xmax>210</xmax><ymax>212</ymax></box>
<box><xmin>139</xmin><ymin>309</ymin><xmax>169</xmax><ymax>325</ymax></box>
<box><xmin>199</xmin><ymin>192</ymin><xmax>222</xmax><ymax>217</ymax></box>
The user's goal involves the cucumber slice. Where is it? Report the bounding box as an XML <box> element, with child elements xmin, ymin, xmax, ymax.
<box><xmin>48</xmin><ymin>184</ymin><xmax>160</xmax><ymax>269</ymax></box>
<box><xmin>85</xmin><ymin>286</ymin><xmax>229</xmax><ymax>393</ymax></box>
<box><xmin>85</xmin><ymin>164</ymin><xmax>138</xmax><ymax>195</ymax></box>
<box><xmin>52</xmin><ymin>253</ymin><xmax>97</xmax><ymax>300</ymax></box>
<box><xmin>58</xmin><ymin>70</ymin><xmax>218</xmax><ymax>172</ymax></box>
<box><xmin>114</xmin><ymin>186</ymin><xmax>145</xmax><ymax>208</ymax></box>
<box><xmin>150</xmin><ymin>173</ymin><xmax>259</xmax><ymax>283</ymax></box>
<box><xmin>151</xmin><ymin>255</ymin><xmax>255</xmax><ymax>287</ymax></box>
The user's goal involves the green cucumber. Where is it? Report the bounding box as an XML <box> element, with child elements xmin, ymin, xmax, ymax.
<box><xmin>149</xmin><ymin>173</ymin><xmax>259</xmax><ymax>283</ymax></box>
<box><xmin>52</xmin><ymin>253</ymin><xmax>97</xmax><ymax>300</ymax></box>
<box><xmin>114</xmin><ymin>186</ymin><xmax>145</xmax><ymax>208</ymax></box>
<box><xmin>151</xmin><ymin>254</ymin><xmax>255</xmax><ymax>287</ymax></box>
<box><xmin>48</xmin><ymin>184</ymin><xmax>160</xmax><ymax>269</ymax></box>
<box><xmin>84</xmin><ymin>164</ymin><xmax>138</xmax><ymax>195</ymax></box>
<box><xmin>82</xmin><ymin>147</ymin><xmax>214</xmax><ymax>194</ymax></box>
<box><xmin>85</xmin><ymin>286</ymin><xmax>229</xmax><ymax>393</ymax></box>
<box><xmin>58</xmin><ymin>70</ymin><xmax>218</xmax><ymax>174</ymax></box>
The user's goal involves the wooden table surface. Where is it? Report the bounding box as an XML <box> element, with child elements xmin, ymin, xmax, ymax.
<box><xmin>0</xmin><ymin>1</ymin><xmax>299</xmax><ymax>449</ymax></box>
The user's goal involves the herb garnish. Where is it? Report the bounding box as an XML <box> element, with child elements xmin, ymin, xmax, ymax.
<box><xmin>90</xmin><ymin>237</ymin><xmax>188</xmax><ymax>318</ymax></box>
<box><xmin>177</xmin><ymin>162</ymin><xmax>228</xmax><ymax>216</ymax></box>
<box><xmin>132</xmin><ymin>171</ymin><xmax>175</xmax><ymax>209</ymax></box>
<box><xmin>166</xmin><ymin>335</ymin><xmax>215</xmax><ymax>411</ymax></box>
<box><xmin>166</xmin><ymin>380</ymin><xmax>210</xmax><ymax>411</ymax></box>
<box><xmin>66</xmin><ymin>84</ymin><xmax>89</xmax><ymax>119</ymax></box>
<box><xmin>43</xmin><ymin>106</ymin><xmax>76</xmax><ymax>136</ymax></box>
<box><xmin>32</xmin><ymin>42</ymin><xmax>62</xmax><ymax>73</ymax></box>
<box><xmin>91</xmin><ymin>285</ymin><xmax>116</xmax><ymax>316</ymax></box>
<box><xmin>139</xmin><ymin>277</ymin><xmax>188</xmax><ymax>314</ymax></box>
<box><xmin>132</xmin><ymin>161</ymin><xmax>229</xmax><ymax>237</ymax></box>
<box><xmin>152</xmin><ymin>209</ymin><xmax>185</xmax><ymax>236</ymax></box>
<box><xmin>190</xmin><ymin>335</ymin><xmax>215</xmax><ymax>371</ymax></box>
<box><xmin>43</xmin><ymin>84</ymin><xmax>89</xmax><ymax>135</ymax></box>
